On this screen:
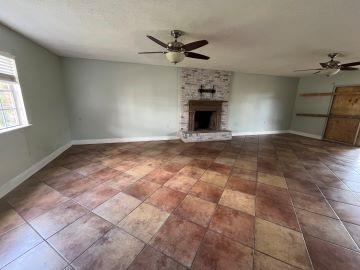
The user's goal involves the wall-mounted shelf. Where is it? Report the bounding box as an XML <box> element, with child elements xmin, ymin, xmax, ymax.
<box><xmin>296</xmin><ymin>113</ymin><xmax>360</xmax><ymax>119</ymax></box>
<box><xmin>299</xmin><ymin>92</ymin><xmax>360</xmax><ymax>97</ymax></box>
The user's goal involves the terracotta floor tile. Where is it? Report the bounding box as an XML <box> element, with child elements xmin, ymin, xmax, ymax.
<box><xmin>285</xmin><ymin>178</ymin><xmax>322</xmax><ymax>197</ymax></box>
<box><xmin>188</xmin><ymin>159</ymin><xmax>212</xmax><ymax>170</ymax></box>
<box><xmin>346</xmin><ymin>181</ymin><xmax>360</xmax><ymax>192</ymax></box>
<box><xmin>72</xmin><ymin>228</ymin><xmax>144</xmax><ymax>270</ymax></box>
<box><xmin>90</xmin><ymin>167</ymin><xmax>120</xmax><ymax>181</ymax></box>
<box><xmin>119</xmin><ymin>203</ymin><xmax>169</xmax><ymax>242</ymax></box>
<box><xmin>141</xmin><ymin>168</ymin><xmax>174</xmax><ymax>185</ymax></box>
<box><xmin>255</xmin><ymin>218</ymin><xmax>312</xmax><ymax>270</ymax></box>
<box><xmin>2</xmin><ymin>242</ymin><xmax>67</xmax><ymax>270</ymax></box>
<box><xmin>234</xmin><ymin>159</ymin><xmax>257</xmax><ymax>171</ymax></box>
<box><xmin>256</xmin><ymin>196</ymin><xmax>300</xmax><ymax>231</ymax></box>
<box><xmin>0</xmin><ymin>201</ymin><xmax>24</xmax><ymax>236</ymax></box>
<box><xmin>192</xmin><ymin>230</ymin><xmax>253</xmax><ymax>270</ymax></box>
<box><xmin>164</xmin><ymin>175</ymin><xmax>197</xmax><ymax>193</ymax></box>
<box><xmin>75</xmin><ymin>162</ymin><xmax>106</xmax><ymax>176</ymax></box>
<box><xmin>257</xmin><ymin>172</ymin><xmax>287</xmax><ymax>189</ymax></box>
<box><xmin>226</xmin><ymin>175</ymin><xmax>257</xmax><ymax>195</ymax></box>
<box><xmin>30</xmin><ymin>200</ymin><xmax>87</xmax><ymax>239</ymax></box>
<box><xmin>256</xmin><ymin>183</ymin><xmax>292</xmax><ymax>206</ymax></box>
<box><xmin>128</xmin><ymin>245</ymin><xmax>186</xmax><ymax>270</ymax></box>
<box><xmin>52</xmin><ymin>176</ymin><xmax>103</xmax><ymax>198</ymax></box>
<box><xmin>113</xmin><ymin>160</ymin><xmax>138</xmax><ymax>172</ymax></box>
<box><xmin>219</xmin><ymin>189</ymin><xmax>255</xmax><ymax>215</ymax></box>
<box><xmin>93</xmin><ymin>192</ymin><xmax>141</xmax><ymax>224</ymax></box>
<box><xmin>74</xmin><ymin>183</ymin><xmax>119</xmax><ymax>209</ymax></box>
<box><xmin>105</xmin><ymin>173</ymin><xmax>138</xmax><ymax>191</ymax></box>
<box><xmin>321</xmin><ymin>187</ymin><xmax>360</xmax><ymax>206</ymax></box>
<box><xmin>162</xmin><ymin>162</ymin><xmax>186</xmax><ymax>173</ymax></box>
<box><xmin>124</xmin><ymin>180</ymin><xmax>160</xmax><ymax>201</ymax></box>
<box><xmin>0</xmin><ymin>224</ymin><xmax>42</xmax><ymax>268</ymax></box>
<box><xmin>330</xmin><ymin>200</ymin><xmax>360</xmax><ymax>225</ymax></box>
<box><xmin>126</xmin><ymin>164</ymin><xmax>156</xmax><ymax>179</ymax></box>
<box><xmin>48</xmin><ymin>213</ymin><xmax>112</xmax><ymax>262</ymax></box>
<box><xmin>150</xmin><ymin>215</ymin><xmax>205</xmax><ymax>267</ymax></box>
<box><xmin>32</xmin><ymin>166</ymin><xmax>70</xmax><ymax>182</ymax></box>
<box><xmin>254</xmin><ymin>251</ymin><xmax>299</xmax><ymax>270</ymax></box>
<box><xmin>174</xmin><ymin>195</ymin><xmax>216</xmax><ymax>227</ymax></box>
<box><xmin>178</xmin><ymin>165</ymin><xmax>205</xmax><ymax>179</ymax></box>
<box><xmin>344</xmin><ymin>222</ymin><xmax>360</xmax><ymax>247</ymax></box>
<box><xmin>290</xmin><ymin>190</ymin><xmax>337</xmax><ymax>218</ymax></box>
<box><xmin>297</xmin><ymin>209</ymin><xmax>358</xmax><ymax>250</ymax></box>
<box><xmin>208</xmin><ymin>162</ymin><xmax>232</xmax><ymax>175</ymax></box>
<box><xmin>63</xmin><ymin>159</ymin><xmax>92</xmax><ymax>170</ymax></box>
<box><xmin>305</xmin><ymin>234</ymin><xmax>360</xmax><ymax>270</ymax></box>
<box><xmin>145</xmin><ymin>187</ymin><xmax>186</xmax><ymax>212</ymax></box>
<box><xmin>231</xmin><ymin>168</ymin><xmax>257</xmax><ymax>181</ymax></box>
<box><xmin>200</xmin><ymin>171</ymin><xmax>229</xmax><ymax>187</ymax></box>
<box><xmin>209</xmin><ymin>205</ymin><xmax>254</xmax><ymax>247</ymax></box>
<box><xmin>189</xmin><ymin>181</ymin><xmax>223</xmax><ymax>203</ymax></box>
<box><xmin>6</xmin><ymin>182</ymin><xmax>68</xmax><ymax>220</ymax></box>
<box><xmin>45</xmin><ymin>171</ymin><xmax>84</xmax><ymax>188</ymax></box>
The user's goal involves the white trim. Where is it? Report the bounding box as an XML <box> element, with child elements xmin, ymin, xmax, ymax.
<box><xmin>289</xmin><ymin>130</ymin><xmax>322</xmax><ymax>140</ymax></box>
<box><xmin>0</xmin><ymin>142</ymin><xmax>71</xmax><ymax>198</ymax></box>
<box><xmin>71</xmin><ymin>135</ymin><xmax>180</xmax><ymax>145</ymax></box>
<box><xmin>232</xmin><ymin>130</ymin><xmax>289</xmax><ymax>136</ymax></box>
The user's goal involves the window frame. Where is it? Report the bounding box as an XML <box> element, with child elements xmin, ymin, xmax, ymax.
<box><xmin>0</xmin><ymin>52</ymin><xmax>29</xmax><ymax>133</ymax></box>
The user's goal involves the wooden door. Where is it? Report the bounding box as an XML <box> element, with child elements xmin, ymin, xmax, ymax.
<box><xmin>324</xmin><ymin>86</ymin><xmax>360</xmax><ymax>145</ymax></box>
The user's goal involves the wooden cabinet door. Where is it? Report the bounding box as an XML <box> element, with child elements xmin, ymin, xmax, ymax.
<box><xmin>324</xmin><ymin>86</ymin><xmax>360</xmax><ymax>145</ymax></box>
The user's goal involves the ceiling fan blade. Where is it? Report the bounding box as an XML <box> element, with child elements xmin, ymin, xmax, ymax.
<box><xmin>294</xmin><ymin>68</ymin><xmax>324</xmax><ymax>72</ymax></box>
<box><xmin>184</xmin><ymin>52</ymin><xmax>210</xmax><ymax>60</ymax></box>
<box><xmin>182</xmin><ymin>40</ymin><xmax>208</xmax><ymax>51</ymax></box>
<box><xmin>340</xmin><ymin>66</ymin><xmax>359</xmax><ymax>71</ymax></box>
<box><xmin>340</xmin><ymin>61</ymin><xmax>360</xmax><ymax>67</ymax></box>
<box><xmin>146</xmin><ymin>35</ymin><xmax>168</xmax><ymax>48</ymax></box>
<box><xmin>138</xmin><ymin>51</ymin><xmax>166</xmax><ymax>54</ymax></box>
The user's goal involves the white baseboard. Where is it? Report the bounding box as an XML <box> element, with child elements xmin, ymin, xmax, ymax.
<box><xmin>232</xmin><ymin>130</ymin><xmax>290</xmax><ymax>136</ymax></box>
<box><xmin>0</xmin><ymin>142</ymin><xmax>71</xmax><ymax>198</ymax></box>
<box><xmin>289</xmin><ymin>130</ymin><xmax>322</xmax><ymax>140</ymax></box>
<box><xmin>72</xmin><ymin>135</ymin><xmax>180</xmax><ymax>145</ymax></box>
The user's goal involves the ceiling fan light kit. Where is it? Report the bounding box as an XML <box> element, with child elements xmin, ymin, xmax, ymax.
<box><xmin>138</xmin><ymin>29</ymin><xmax>209</xmax><ymax>64</ymax></box>
<box><xmin>165</xmin><ymin>51</ymin><xmax>185</xmax><ymax>64</ymax></box>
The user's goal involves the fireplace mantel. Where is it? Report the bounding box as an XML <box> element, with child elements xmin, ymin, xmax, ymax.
<box><xmin>188</xmin><ymin>100</ymin><xmax>226</xmax><ymax>112</ymax></box>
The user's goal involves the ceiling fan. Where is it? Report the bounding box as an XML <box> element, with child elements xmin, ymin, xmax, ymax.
<box><xmin>294</xmin><ymin>53</ymin><xmax>360</xmax><ymax>76</ymax></box>
<box><xmin>138</xmin><ymin>30</ymin><xmax>210</xmax><ymax>64</ymax></box>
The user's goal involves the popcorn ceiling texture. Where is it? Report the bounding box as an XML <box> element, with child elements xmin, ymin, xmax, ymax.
<box><xmin>180</xmin><ymin>68</ymin><xmax>233</xmax><ymax>132</ymax></box>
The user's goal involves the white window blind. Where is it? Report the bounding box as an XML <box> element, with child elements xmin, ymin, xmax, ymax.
<box><xmin>0</xmin><ymin>53</ymin><xmax>28</xmax><ymax>132</ymax></box>
<box><xmin>0</xmin><ymin>54</ymin><xmax>17</xmax><ymax>83</ymax></box>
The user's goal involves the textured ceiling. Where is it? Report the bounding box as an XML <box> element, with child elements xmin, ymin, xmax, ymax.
<box><xmin>1</xmin><ymin>0</ymin><xmax>360</xmax><ymax>77</ymax></box>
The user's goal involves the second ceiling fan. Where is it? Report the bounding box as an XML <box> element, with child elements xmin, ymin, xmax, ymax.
<box><xmin>294</xmin><ymin>53</ymin><xmax>360</xmax><ymax>76</ymax></box>
<box><xmin>138</xmin><ymin>30</ymin><xmax>210</xmax><ymax>64</ymax></box>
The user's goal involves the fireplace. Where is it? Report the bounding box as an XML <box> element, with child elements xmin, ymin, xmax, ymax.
<box><xmin>188</xmin><ymin>100</ymin><xmax>223</xmax><ymax>131</ymax></box>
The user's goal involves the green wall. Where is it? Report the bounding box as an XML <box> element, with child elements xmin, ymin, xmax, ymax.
<box><xmin>62</xmin><ymin>58</ymin><xmax>180</xmax><ymax>140</ymax></box>
<box><xmin>0</xmin><ymin>25</ymin><xmax>71</xmax><ymax>191</ymax></box>
<box><xmin>229</xmin><ymin>73</ymin><xmax>298</xmax><ymax>133</ymax></box>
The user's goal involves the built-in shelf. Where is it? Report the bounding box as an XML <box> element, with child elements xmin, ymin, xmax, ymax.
<box><xmin>296</xmin><ymin>113</ymin><xmax>360</xmax><ymax>119</ymax></box>
<box><xmin>299</xmin><ymin>92</ymin><xmax>360</xmax><ymax>97</ymax></box>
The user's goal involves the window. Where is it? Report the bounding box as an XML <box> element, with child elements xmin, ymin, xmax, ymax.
<box><xmin>0</xmin><ymin>53</ymin><xmax>28</xmax><ymax>131</ymax></box>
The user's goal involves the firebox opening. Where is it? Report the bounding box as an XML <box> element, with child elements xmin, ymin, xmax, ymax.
<box><xmin>194</xmin><ymin>111</ymin><xmax>217</xmax><ymax>131</ymax></box>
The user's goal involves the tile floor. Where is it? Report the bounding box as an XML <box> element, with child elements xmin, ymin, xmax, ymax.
<box><xmin>1</xmin><ymin>134</ymin><xmax>360</xmax><ymax>269</ymax></box>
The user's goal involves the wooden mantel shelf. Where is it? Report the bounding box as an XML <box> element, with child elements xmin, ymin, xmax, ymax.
<box><xmin>296</xmin><ymin>113</ymin><xmax>360</xmax><ymax>119</ymax></box>
<box><xmin>299</xmin><ymin>92</ymin><xmax>360</xmax><ymax>97</ymax></box>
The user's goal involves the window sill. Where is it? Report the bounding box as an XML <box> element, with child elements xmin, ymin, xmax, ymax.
<box><xmin>0</xmin><ymin>124</ymin><xmax>32</xmax><ymax>135</ymax></box>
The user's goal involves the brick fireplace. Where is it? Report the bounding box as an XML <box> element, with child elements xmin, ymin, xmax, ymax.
<box><xmin>180</xmin><ymin>68</ymin><xmax>232</xmax><ymax>142</ymax></box>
